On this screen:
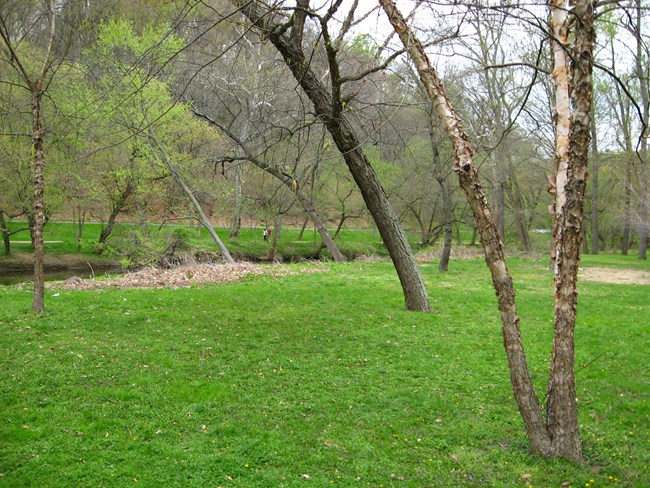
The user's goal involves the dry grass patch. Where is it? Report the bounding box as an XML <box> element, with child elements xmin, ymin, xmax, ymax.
<box><xmin>580</xmin><ymin>267</ymin><xmax>650</xmax><ymax>285</ymax></box>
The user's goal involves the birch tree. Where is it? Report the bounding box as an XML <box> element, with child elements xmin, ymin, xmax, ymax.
<box><xmin>380</xmin><ymin>0</ymin><xmax>595</xmax><ymax>461</ymax></box>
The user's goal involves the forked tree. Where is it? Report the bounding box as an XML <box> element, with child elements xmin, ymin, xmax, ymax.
<box><xmin>227</xmin><ymin>0</ymin><xmax>431</xmax><ymax>312</ymax></box>
<box><xmin>380</xmin><ymin>0</ymin><xmax>595</xmax><ymax>461</ymax></box>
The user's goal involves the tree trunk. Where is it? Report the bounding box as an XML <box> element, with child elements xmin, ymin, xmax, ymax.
<box><xmin>298</xmin><ymin>217</ymin><xmax>309</xmax><ymax>240</ymax></box>
<box><xmin>639</xmin><ymin>164</ymin><xmax>649</xmax><ymax>259</ymax></box>
<box><xmin>549</xmin><ymin>0</ymin><xmax>572</xmax><ymax>273</ymax></box>
<box><xmin>77</xmin><ymin>209</ymin><xmax>85</xmax><ymax>252</ymax></box>
<box><xmin>506</xmin><ymin>174</ymin><xmax>531</xmax><ymax>251</ymax></box>
<box><xmin>229</xmin><ymin>156</ymin><xmax>244</xmax><ymax>238</ymax></box>
<box><xmin>380</xmin><ymin>0</ymin><xmax>553</xmax><ymax>456</ymax></box>
<box><xmin>545</xmin><ymin>0</ymin><xmax>595</xmax><ymax>462</ymax></box>
<box><xmin>31</xmin><ymin>86</ymin><xmax>46</xmax><ymax>314</ymax></box>
<box><xmin>146</xmin><ymin>130</ymin><xmax>234</xmax><ymax>263</ymax></box>
<box><xmin>409</xmin><ymin>208</ymin><xmax>424</xmax><ymax>245</ymax></box>
<box><xmin>621</xmin><ymin>157</ymin><xmax>632</xmax><ymax>255</ymax></box>
<box><xmin>492</xmin><ymin>157</ymin><xmax>506</xmax><ymax>241</ymax></box>
<box><xmin>171</xmin><ymin>168</ymin><xmax>234</xmax><ymax>263</ymax></box>
<box><xmin>269</xmin><ymin>216</ymin><xmax>281</xmax><ymax>261</ymax></box>
<box><xmin>231</xmin><ymin>0</ymin><xmax>430</xmax><ymax>312</ymax></box>
<box><xmin>96</xmin><ymin>182</ymin><xmax>134</xmax><ymax>254</ymax></box>
<box><xmin>636</xmin><ymin>0</ymin><xmax>649</xmax><ymax>260</ymax></box>
<box><xmin>429</xmin><ymin>113</ymin><xmax>453</xmax><ymax>271</ymax></box>
<box><xmin>470</xmin><ymin>226</ymin><xmax>478</xmax><ymax>246</ymax></box>
<box><xmin>590</xmin><ymin>109</ymin><xmax>599</xmax><ymax>254</ymax></box>
<box><xmin>0</xmin><ymin>211</ymin><xmax>11</xmax><ymax>256</ymax></box>
<box><xmin>296</xmin><ymin>191</ymin><xmax>344</xmax><ymax>262</ymax></box>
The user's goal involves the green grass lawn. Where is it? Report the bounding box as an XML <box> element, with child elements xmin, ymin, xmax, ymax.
<box><xmin>1</xmin><ymin>256</ymin><xmax>648</xmax><ymax>487</ymax></box>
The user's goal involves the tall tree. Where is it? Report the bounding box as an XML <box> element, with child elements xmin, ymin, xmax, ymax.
<box><xmin>380</xmin><ymin>0</ymin><xmax>595</xmax><ymax>461</ymax></box>
<box><xmin>0</xmin><ymin>0</ymin><xmax>61</xmax><ymax>313</ymax></box>
<box><xmin>226</xmin><ymin>0</ymin><xmax>430</xmax><ymax>311</ymax></box>
<box><xmin>632</xmin><ymin>0</ymin><xmax>649</xmax><ymax>259</ymax></box>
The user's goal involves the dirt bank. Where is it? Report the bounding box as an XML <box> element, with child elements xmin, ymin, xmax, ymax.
<box><xmin>0</xmin><ymin>253</ymin><xmax>120</xmax><ymax>273</ymax></box>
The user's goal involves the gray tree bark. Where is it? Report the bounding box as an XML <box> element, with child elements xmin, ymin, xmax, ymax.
<box><xmin>590</xmin><ymin>109</ymin><xmax>600</xmax><ymax>254</ymax></box>
<box><xmin>635</xmin><ymin>0</ymin><xmax>649</xmax><ymax>260</ymax></box>
<box><xmin>146</xmin><ymin>130</ymin><xmax>234</xmax><ymax>263</ymax></box>
<box><xmin>230</xmin><ymin>0</ymin><xmax>430</xmax><ymax>311</ymax></box>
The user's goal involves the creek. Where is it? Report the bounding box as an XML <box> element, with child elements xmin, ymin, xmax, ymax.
<box><xmin>0</xmin><ymin>266</ymin><xmax>123</xmax><ymax>286</ymax></box>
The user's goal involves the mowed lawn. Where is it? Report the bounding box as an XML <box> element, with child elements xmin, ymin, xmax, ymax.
<box><xmin>1</xmin><ymin>256</ymin><xmax>648</xmax><ymax>487</ymax></box>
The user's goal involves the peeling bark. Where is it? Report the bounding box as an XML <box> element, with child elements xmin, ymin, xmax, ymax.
<box><xmin>31</xmin><ymin>86</ymin><xmax>46</xmax><ymax>313</ymax></box>
<box><xmin>546</xmin><ymin>0</ymin><xmax>595</xmax><ymax>462</ymax></box>
<box><xmin>549</xmin><ymin>0</ymin><xmax>572</xmax><ymax>272</ymax></box>
<box><xmin>379</xmin><ymin>0</ymin><xmax>552</xmax><ymax>456</ymax></box>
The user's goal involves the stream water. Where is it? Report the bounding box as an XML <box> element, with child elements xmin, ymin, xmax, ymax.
<box><xmin>0</xmin><ymin>267</ymin><xmax>123</xmax><ymax>286</ymax></box>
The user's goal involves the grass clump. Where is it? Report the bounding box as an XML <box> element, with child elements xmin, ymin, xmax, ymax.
<box><xmin>0</xmin><ymin>256</ymin><xmax>648</xmax><ymax>486</ymax></box>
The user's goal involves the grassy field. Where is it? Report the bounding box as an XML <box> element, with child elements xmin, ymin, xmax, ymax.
<box><xmin>1</xmin><ymin>254</ymin><xmax>648</xmax><ymax>487</ymax></box>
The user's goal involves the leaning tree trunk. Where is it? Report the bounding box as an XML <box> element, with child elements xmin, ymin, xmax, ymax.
<box><xmin>380</xmin><ymin>0</ymin><xmax>553</xmax><ymax>456</ymax></box>
<box><xmin>170</xmin><ymin>169</ymin><xmax>234</xmax><ymax>263</ymax></box>
<box><xmin>96</xmin><ymin>182</ymin><xmax>134</xmax><ymax>254</ymax></box>
<box><xmin>231</xmin><ymin>0</ymin><xmax>430</xmax><ymax>312</ymax></box>
<box><xmin>147</xmin><ymin>131</ymin><xmax>234</xmax><ymax>263</ymax></box>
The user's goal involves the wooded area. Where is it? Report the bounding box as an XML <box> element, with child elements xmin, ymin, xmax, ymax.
<box><xmin>1</xmin><ymin>0</ymin><xmax>648</xmax><ymax>465</ymax></box>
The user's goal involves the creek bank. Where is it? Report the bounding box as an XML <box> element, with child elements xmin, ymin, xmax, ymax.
<box><xmin>0</xmin><ymin>253</ymin><xmax>120</xmax><ymax>273</ymax></box>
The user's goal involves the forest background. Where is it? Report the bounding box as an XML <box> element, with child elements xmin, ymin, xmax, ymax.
<box><xmin>1</xmin><ymin>0</ymin><xmax>647</xmax><ymax>268</ymax></box>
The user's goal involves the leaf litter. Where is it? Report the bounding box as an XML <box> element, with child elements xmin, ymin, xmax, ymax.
<box><xmin>51</xmin><ymin>262</ymin><xmax>328</xmax><ymax>290</ymax></box>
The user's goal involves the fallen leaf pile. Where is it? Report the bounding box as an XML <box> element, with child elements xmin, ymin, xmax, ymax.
<box><xmin>51</xmin><ymin>262</ymin><xmax>318</xmax><ymax>290</ymax></box>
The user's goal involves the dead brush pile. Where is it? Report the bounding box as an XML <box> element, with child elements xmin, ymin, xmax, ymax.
<box><xmin>53</xmin><ymin>262</ymin><xmax>296</xmax><ymax>290</ymax></box>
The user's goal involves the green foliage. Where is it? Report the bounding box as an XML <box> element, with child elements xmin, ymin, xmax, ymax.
<box><xmin>0</xmin><ymin>257</ymin><xmax>648</xmax><ymax>486</ymax></box>
<box><xmin>349</xmin><ymin>33</ymin><xmax>379</xmax><ymax>58</ymax></box>
<box><xmin>93</xmin><ymin>18</ymin><xmax>184</xmax><ymax>78</ymax></box>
